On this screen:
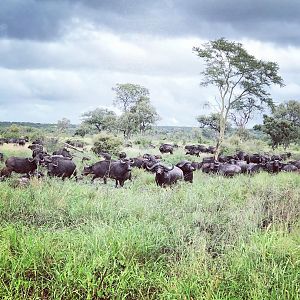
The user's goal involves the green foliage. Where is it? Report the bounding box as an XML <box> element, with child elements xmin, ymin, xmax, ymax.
<box><xmin>197</xmin><ymin>113</ymin><xmax>231</xmax><ymax>133</ymax></box>
<box><xmin>81</xmin><ymin>108</ymin><xmax>117</xmax><ymax>133</ymax></box>
<box><xmin>56</xmin><ymin>117</ymin><xmax>70</xmax><ymax>132</ymax></box>
<box><xmin>255</xmin><ymin>100</ymin><xmax>300</xmax><ymax>149</ymax></box>
<box><xmin>130</xmin><ymin>97</ymin><xmax>161</xmax><ymax>134</ymax></box>
<box><xmin>112</xmin><ymin>83</ymin><xmax>150</xmax><ymax>112</ymax></box>
<box><xmin>112</xmin><ymin>83</ymin><xmax>160</xmax><ymax>137</ymax></box>
<box><xmin>91</xmin><ymin>132</ymin><xmax>123</xmax><ymax>155</ymax></box>
<box><xmin>43</xmin><ymin>137</ymin><xmax>60</xmax><ymax>153</ymax></box>
<box><xmin>0</xmin><ymin>124</ymin><xmax>21</xmax><ymax>138</ymax></box>
<box><xmin>74</xmin><ymin>124</ymin><xmax>90</xmax><ymax>137</ymax></box>
<box><xmin>133</xmin><ymin>136</ymin><xmax>154</xmax><ymax>148</ymax></box>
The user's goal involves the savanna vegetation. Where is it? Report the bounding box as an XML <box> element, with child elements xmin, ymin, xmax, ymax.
<box><xmin>0</xmin><ymin>130</ymin><xmax>299</xmax><ymax>299</ymax></box>
<box><xmin>0</xmin><ymin>38</ymin><xmax>299</xmax><ymax>299</ymax></box>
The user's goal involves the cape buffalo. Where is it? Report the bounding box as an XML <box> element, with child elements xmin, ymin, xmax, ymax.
<box><xmin>147</xmin><ymin>163</ymin><xmax>183</xmax><ymax>187</ymax></box>
<box><xmin>281</xmin><ymin>164</ymin><xmax>298</xmax><ymax>172</ymax></box>
<box><xmin>213</xmin><ymin>162</ymin><xmax>242</xmax><ymax>177</ymax></box>
<box><xmin>5</xmin><ymin>154</ymin><xmax>44</xmax><ymax>177</ymax></box>
<box><xmin>131</xmin><ymin>157</ymin><xmax>145</xmax><ymax>168</ymax></box>
<box><xmin>108</xmin><ymin>159</ymin><xmax>132</xmax><ymax>187</ymax></box>
<box><xmin>52</xmin><ymin>148</ymin><xmax>72</xmax><ymax>158</ymax></box>
<box><xmin>46</xmin><ymin>156</ymin><xmax>76</xmax><ymax>180</ymax></box>
<box><xmin>82</xmin><ymin>160</ymin><xmax>113</xmax><ymax>183</ymax></box>
<box><xmin>176</xmin><ymin>160</ymin><xmax>196</xmax><ymax>183</ymax></box>
<box><xmin>159</xmin><ymin>144</ymin><xmax>173</xmax><ymax>154</ymax></box>
<box><xmin>82</xmin><ymin>159</ymin><xmax>132</xmax><ymax>187</ymax></box>
<box><xmin>262</xmin><ymin>160</ymin><xmax>281</xmax><ymax>173</ymax></box>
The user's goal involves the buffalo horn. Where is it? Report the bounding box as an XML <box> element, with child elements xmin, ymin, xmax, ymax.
<box><xmin>163</xmin><ymin>164</ymin><xmax>174</xmax><ymax>171</ymax></box>
<box><xmin>177</xmin><ymin>160</ymin><xmax>189</xmax><ymax>168</ymax></box>
<box><xmin>146</xmin><ymin>162</ymin><xmax>160</xmax><ymax>171</ymax></box>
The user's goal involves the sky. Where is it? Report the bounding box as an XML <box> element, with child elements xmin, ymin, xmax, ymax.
<box><xmin>0</xmin><ymin>0</ymin><xmax>299</xmax><ymax>126</ymax></box>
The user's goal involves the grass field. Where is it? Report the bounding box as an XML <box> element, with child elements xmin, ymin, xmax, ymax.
<box><xmin>0</xmin><ymin>143</ymin><xmax>300</xmax><ymax>299</ymax></box>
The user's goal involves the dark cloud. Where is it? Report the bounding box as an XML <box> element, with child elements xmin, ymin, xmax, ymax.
<box><xmin>0</xmin><ymin>0</ymin><xmax>72</xmax><ymax>40</ymax></box>
<box><xmin>1</xmin><ymin>0</ymin><xmax>300</xmax><ymax>44</ymax></box>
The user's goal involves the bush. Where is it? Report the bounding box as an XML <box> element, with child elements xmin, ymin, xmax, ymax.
<box><xmin>91</xmin><ymin>133</ymin><xmax>123</xmax><ymax>155</ymax></box>
<box><xmin>44</xmin><ymin>137</ymin><xmax>60</xmax><ymax>153</ymax></box>
<box><xmin>133</xmin><ymin>137</ymin><xmax>152</xmax><ymax>148</ymax></box>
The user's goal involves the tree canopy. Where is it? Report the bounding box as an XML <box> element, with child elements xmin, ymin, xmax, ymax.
<box><xmin>197</xmin><ymin>113</ymin><xmax>230</xmax><ymax>133</ymax></box>
<box><xmin>81</xmin><ymin>83</ymin><xmax>160</xmax><ymax>137</ymax></box>
<box><xmin>112</xmin><ymin>83</ymin><xmax>150</xmax><ymax>112</ymax></box>
<box><xmin>81</xmin><ymin>108</ymin><xmax>117</xmax><ymax>132</ymax></box>
<box><xmin>193</xmin><ymin>38</ymin><xmax>284</xmax><ymax>157</ymax></box>
<box><xmin>254</xmin><ymin>100</ymin><xmax>300</xmax><ymax>149</ymax></box>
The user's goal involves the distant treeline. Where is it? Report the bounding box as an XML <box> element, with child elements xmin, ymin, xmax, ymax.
<box><xmin>0</xmin><ymin>122</ymin><xmax>76</xmax><ymax>129</ymax></box>
<box><xmin>0</xmin><ymin>122</ymin><xmax>194</xmax><ymax>132</ymax></box>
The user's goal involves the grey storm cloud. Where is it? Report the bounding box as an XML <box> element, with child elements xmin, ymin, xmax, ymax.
<box><xmin>1</xmin><ymin>0</ymin><xmax>300</xmax><ymax>44</ymax></box>
<box><xmin>1</xmin><ymin>0</ymin><xmax>299</xmax><ymax>125</ymax></box>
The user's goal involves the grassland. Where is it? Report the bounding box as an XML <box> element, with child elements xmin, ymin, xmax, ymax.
<box><xmin>0</xmin><ymin>142</ymin><xmax>299</xmax><ymax>299</ymax></box>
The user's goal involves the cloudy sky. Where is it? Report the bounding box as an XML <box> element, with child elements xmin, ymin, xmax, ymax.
<box><xmin>0</xmin><ymin>0</ymin><xmax>299</xmax><ymax>126</ymax></box>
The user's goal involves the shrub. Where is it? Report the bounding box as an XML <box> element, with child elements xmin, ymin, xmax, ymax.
<box><xmin>91</xmin><ymin>132</ymin><xmax>123</xmax><ymax>155</ymax></box>
<box><xmin>44</xmin><ymin>137</ymin><xmax>60</xmax><ymax>153</ymax></box>
<box><xmin>133</xmin><ymin>137</ymin><xmax>152</xmax><ymax>148</ymax></box>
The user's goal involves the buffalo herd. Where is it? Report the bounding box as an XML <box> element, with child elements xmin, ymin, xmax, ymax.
<box><xmin>0</xmin><ymin>141</ymin><xmax>299</xmax><ymax>188</ymax></box>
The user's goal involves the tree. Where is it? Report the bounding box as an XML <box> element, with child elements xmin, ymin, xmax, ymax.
<box><xmin>117</xmin><ymin>112</ymin><xmax>137</xmax><ymax>138</ymax></box>
<box><xmin>197</xmin><ymin>113</ymin><xmax>231</xmax><ymax>140</ymax></box>
<box><xmin>197</xmin><ymin>113</ymin><xmax>225</xmax><ymax>133</ymax></box>
<box><xmin>229</xmin><ymin>98</ymin><xmax>263</xmax><ymax>130</ymax></box>
<box><xmin>112</xmin><ymin>83</ymin><xmax>150</xmax><ymax>112</ymax></box>
<box><xmin>57</xmin><ymin>118</ymin><xmax>70</xmax><ymax>132</ymax></box>
<box><xmin>254</xmin><ymin>100</ymin><xmax>300</xmax><ymax>149</ymax></box>
<box><xmin>91</xmin><ymin>132</ymin><xmax>123</xmax><ymax>155</ymax></box>
<box><xmin>130</xmin><ymin>97</ymin><xmax>161</xmax><ymax>134</ymax></box>
<box><xmin>74</xmin><ymin>124</ymin><xmax>90</xmax><ymax>137</ymax></box>
<box><xmin>273</xmin><ymin>100</ymin><xmax>300</xmax><ymax>126</ymax></box>
<box><xmin>112</xmin><ymin>83</ymin><xmax>160</xmax><ymax>137</ymax></box>
<box><xmin>81</xmin><ymin>108</ymin><xmax>117</xmax><ymax>132</ymax></box>
<box><xmin>193</xmin><ymin>38</ymin><xmax>284</xmax><ymax>158</ymax></box>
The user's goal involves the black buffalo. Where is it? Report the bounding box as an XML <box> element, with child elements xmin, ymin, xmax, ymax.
<box><xmin>159</xmin><ymin>144</ymin><xmax>173</xmax><ymax>154</ymax></box>
<box><xmin>53</xmin><ymin>148</ymin><xmax>72</xmax><ymax>158</ymax></box>
<box><xmin>0</xmin><ymin>153</ymin><xmax>4</xmax><ymax>162</ymax></box>
<box><xmin>82</xmin><ymin>159</ymin><xmax>132</xmax><ymax>187</ymax></box>
<box><xmin>207</xmin><ymin>146</ymin><xmax>217</xmax><ymax>154</ymax></box>
<box><xmin>291</xmin><ymin>160</ymin><xmax>300</xmax><ymax>169</ymax></box>
<box><xmin>236</xmin><ymin>161</ymin><xmax>261</xmax><ymax>175</ymax></box>
<box><xmin>185</xmin><ymin>145</ymin><xmax>200</xmax><ymax>156</ymax></box>
<box><xmin>281</xmin><ymin>164</ymin><xmax>298</xmax><ymax>172</ymax></box>
<box><xmin>28</xmin><ymin>144</ymin><xmax>46</xmax><ymax>158</ymax></box>
<box><xmin>119</xmin><ymin>152</ymin><xmax>127</xmax><ymax>159</ymax></box>
<box><xmin>131</xmin><ymin>157</ymin><xmax>145</xmax><ymax>168</ymax></box>
<box><xmin>262</xmin><ymin>160</ymin><xmax>281</xmax><ymax>173</ymax></box>
<box><xmin>45</xmin><ymin>156</ymin><xmax>76</xmax><ymax>180</ymax></box>
<box><xmin>176</xmin><ymin>160</ymin><xmax>195</xmax><ymax>183</ymax></box>
<box><xmin>214</xmin><ymin>163</ymin><xmax>242</xmax><ymax>177</ymax></box>
<box><xmin>18</xmin><ymin>139</ymin><xmax>26</xmax><ymax>146</ymax></box>
<box><xmin>146</xmin><ymin>163</ymin><xmax>183</xmax><ymax>187</ymax></box>
<box><xmin>108</xmin><ymin>159</ymin><xmax>132</xmax><ymax>187</ymax></box>
<box><xmin>236</xmin><ymin>151</ymin><xmax>247</xmax><ymax>161</ymax></box>
<box><xmin>5</xmin><ymin>154</ymin><xmax>44</xmax><ymax>177</ymax></box>
<box><xmin>191</xmin><ymin>161</ymin><xmax>202</xmax><ymax>170</ymax></box>
<box><xmin>82</xmin><ymin>160</ymin><xmax>113</xmax><ymax>183</ymax></box>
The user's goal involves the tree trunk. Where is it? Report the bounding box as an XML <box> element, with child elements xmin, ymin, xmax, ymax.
<box><xmin>215</xmin><ymin>122</ymin><xmax>225</xmax><ymax>159</ymax></box>
<box><xmin>214</xmin><ymin>101</ymin><xmax>226</xmax><ymax>160</ymax></box>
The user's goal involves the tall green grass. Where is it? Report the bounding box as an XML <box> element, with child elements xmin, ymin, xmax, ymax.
<box><xmin>0</xmin><ymin>169</ymin><xmax>299</xmax><ymax>299</ymax></box>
